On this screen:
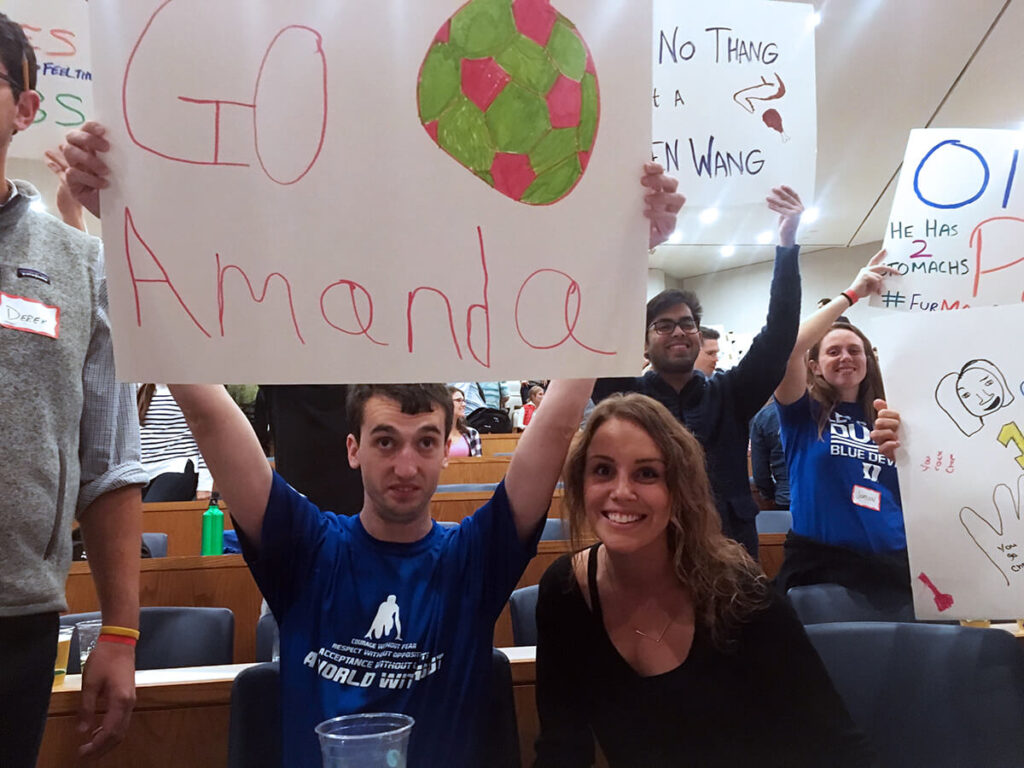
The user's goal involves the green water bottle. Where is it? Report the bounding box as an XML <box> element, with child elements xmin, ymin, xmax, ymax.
<box><xmin>201</xmin><ymin>492</ymin><xmax>224</xmax><ymax>556</ymax></box>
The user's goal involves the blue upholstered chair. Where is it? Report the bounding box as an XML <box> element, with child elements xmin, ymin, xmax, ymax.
<box><xmin>540</xmin><ymin>517</ymin><xmax>567</xmax><ymax>541</ymax></box>
<box><xmin>61</xmin><ymin>606</ymin><xmax>234</xmax><ymax>673</ymax></box>
<box><xmin>509</xmin><ymin>585</ymin><xmax>539</xmax><ymax>646</ymax></box>
<box><xmin>141</xmin><ymin>532</ymin><xmax>168</xmax><ymax>558</ymax></box>
<box><xmin>255</xmin><ymin>612</ymin><xmax>279</xmax><ymax>663</ymax></box>
<box><xmin>227</xmin><ymin>662</ymin><xmax>280</xmax><ymax>768</ymax></box>
<box><xmin>805</xmin><ymin>621</ymin><xmax>1024</xmax><ymax>767</ymax></box>
<box><xmin>787</xmin><ymin>583</ymin><xmax>916</xmax><ymax>624</ymax></box>
<box><xmin>754</xmin><ymin>508</ymin><xmax>792</xmax><ymax>534</ymax></box>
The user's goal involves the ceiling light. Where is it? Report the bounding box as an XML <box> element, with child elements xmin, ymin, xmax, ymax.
<box><xmin>720</xmin><ymin>245</ymin><xmax>735</xmax><ymax>257</ymax></box>
<box><xmin>803</xmin><ymin>206</ymin><xmax>820</xmax><ymax>223</ymax></box>
<box><xmin>756</xmin><ymin>230</ymin><xmax>773</xmax><ymax>244</ymax></box>
<box><xmin>667</xmin><ymin>230</ymin><xmax>683</xmax><ymax>245</ymax></box>
<box><xmin>699</xmin><ymin>207</ymin><xmax>719</xmax><ymax>224</ymax></box>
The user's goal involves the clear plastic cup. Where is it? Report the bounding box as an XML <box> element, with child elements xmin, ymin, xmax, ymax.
<box><xmin>53</xmin><ymin>626</ymin><xmax>74</xmax><ymax>686</ymax></box>
<box><xmin>315</xmin><ymin>713</ymin><xmax>413</xmax><ymax>768</ymax></box>
<box><xmin>75</xmin><ymin>619</ymin><xmax>103</xmax><ymax>669</ymax></box>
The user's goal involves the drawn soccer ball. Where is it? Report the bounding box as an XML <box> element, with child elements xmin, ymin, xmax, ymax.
<box><xmin>417</xmin><ymin>0</ymin><xmax>599</xmax><ymax>205</ymax></box>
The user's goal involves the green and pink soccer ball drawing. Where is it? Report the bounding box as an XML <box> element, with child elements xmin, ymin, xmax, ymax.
<box><xmin>417</xmin><ymin>0</ymin><xmax>600</xmax><ymax>205</ymax></box>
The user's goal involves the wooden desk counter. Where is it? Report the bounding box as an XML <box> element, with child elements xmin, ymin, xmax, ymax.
<box><xmin>440</xmin><ymin>456</ymin><xmax>510</xmax><ymax>485</ymax></box>
<box><xmin>66</xmin><ymin>555</ymin><xmax>262</xmax><ymax>664</ymax></box>
<box><xmin>479</xmin><ymin>432</ymin><xmax>521</xmax><ymax>456</ymax></box>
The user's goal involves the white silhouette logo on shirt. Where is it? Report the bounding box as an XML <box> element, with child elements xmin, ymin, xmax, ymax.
<box><xmin>366</xmin><ymin>594</ymin><xmax>402</xmax><ymax>640</ymax></box>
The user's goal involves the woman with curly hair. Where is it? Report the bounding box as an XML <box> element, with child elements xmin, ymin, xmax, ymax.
<box><xmin>533</xmin><ymin>393</ymin><xmax>871</xmax><ymax>767</ymax></box>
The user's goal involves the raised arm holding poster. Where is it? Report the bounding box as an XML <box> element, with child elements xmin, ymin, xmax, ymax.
<box><xmin>878</xmin><ymin>302</ymin><xmax>1024</xmax><ymax>620</ymax></box>
<box><xmin>875</xmin><ymin>128</ymin><xmax>1024</xmax><ymax>312</ymax></box>
<box><xmin>86</xmin><ymin>0</ymin><xmax>651</xmax><ymax>384</ymax></box>
<box><xmin>651</xmin><ymin>0</ymin><xmax>816</xmax><ymax>244</ymax></box>
<box><xmin>0</xmin><ymin>0</ymin><xmax>92</xmax><ymax>158</ymax></box>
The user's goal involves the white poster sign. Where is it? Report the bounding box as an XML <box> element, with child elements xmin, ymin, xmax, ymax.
<box><xmin>0</xmin><ymin>0</ymin><xmax>92</xmax><ymax>159</ymax></box>
<box><xmin>875</xmin><ymin>129</ymin><xmax>1024</xmax><ymax>313</ymax></box>
<box><xmin>88</xmin><ymin>0</ymin><xmax>650</xmax><ymax>383</ymax></box>
<box><xmin>880</xmin><ymin>303</ymin><xmax>1024</xmax><ymax>620</ymax></box>
<box><xmin>651</xmin><ymin>0</ymin><xmax>816</xmax><ymax>243</ymax></box>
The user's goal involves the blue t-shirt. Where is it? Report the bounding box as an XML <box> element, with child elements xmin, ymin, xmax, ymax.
<box><xmin>239</xmin><ymin>472</ymin><xmax>539</xmax><ymax>768</ymax></box>
<box><xmin>776</xmin><ymin>394</ymin><xmax>906</xmax><ymax>553</ymax></box>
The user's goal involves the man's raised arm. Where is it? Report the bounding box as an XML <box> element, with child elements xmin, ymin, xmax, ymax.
<box><xmin>169</xmin><ymin>385</ymin><xmax>272</xmax><ymax>547</ymax></box>
<box><xmin>503</xmin><ymin>378</ymin><xmax>593</xmax><ymax>543</ymax></box>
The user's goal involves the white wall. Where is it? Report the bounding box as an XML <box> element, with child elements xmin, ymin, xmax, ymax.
<box><xmin>646</xmin><ymin>268</ymin><xmax>667</xmax><ymax>299</ymax></box>
<box><xmin>678</xmin><ymin>241</ymin><xmax>885</xmax><ymax>337</ymax></box>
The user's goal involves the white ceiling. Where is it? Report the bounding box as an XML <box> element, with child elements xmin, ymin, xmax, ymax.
<box><xmin>652</xmin><ymin>0</ymin><xmax>1024</xmax><ymax>279</ymax></box>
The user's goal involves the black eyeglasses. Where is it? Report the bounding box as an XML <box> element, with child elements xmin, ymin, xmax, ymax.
<box><xmin>0</xmin><ymin>72</ymin><xmax>21</xmax><ymax>96</ymax></box>
<box><xmin>648</xmin><ymin>317</ymin><xmax>699</xmax><ymax>335</ymax></box>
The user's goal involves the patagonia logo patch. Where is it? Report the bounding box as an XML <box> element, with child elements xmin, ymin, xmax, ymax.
<box><xmin>16</xmin><ymin>267</ymin><xmax>50</xmax><ymax>284</ymax></box>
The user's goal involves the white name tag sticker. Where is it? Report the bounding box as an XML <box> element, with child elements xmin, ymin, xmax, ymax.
<box><xmin>851</xmin><ymin>484</ymin><xmax>882</xmax><ymax>511</ymax></box>
<box><xmin>0</xmin><ymin>292</ymin><xmax>60</xmax><ymax>338</ymax></box>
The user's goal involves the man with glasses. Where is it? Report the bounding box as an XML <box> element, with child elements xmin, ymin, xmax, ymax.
<box><xmin>592</xmin><ymin>186</ymin><xmax>805</xmax><ymax>556</ymax></box>
<box><xmin>0</xmin><ymin>14</ymin><xmax>147</xmax><ymax>768</ymax></box>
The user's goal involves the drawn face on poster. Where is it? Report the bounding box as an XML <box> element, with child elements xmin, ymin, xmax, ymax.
<box><xmin>935</xmin><ymin>358</ymin><xmax>1014</xmax><ymax>436</ymax></box>
<box><xmin>875</xmin><ymin>303</ymin><xmax>1024</xmax><ymax>620</ymax></box>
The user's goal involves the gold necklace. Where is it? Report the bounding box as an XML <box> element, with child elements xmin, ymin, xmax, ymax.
<box><xmin>633</xmin><ymin>614</ymin><xmax>674</xmax><ymax>643</ymax></box>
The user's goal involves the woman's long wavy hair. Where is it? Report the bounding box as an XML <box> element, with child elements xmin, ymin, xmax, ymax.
<box><xmin>563</xmin><ymin>393</ymin><xmax>769</xmax><ymax>649</ymax></box>
<box><xmin>137</xmin><ymin>383</ymin><xmax>156</xmax><ymax>426</ymax></box>
<box><xmin>447</xmin><ymin>385</ymin><xmax>471</xmax><ymax>437</ymax></box>
<box><xmin>807</xmin><ymin>322</ymin><xmax>886</xmax><ymax>438</ymax></box>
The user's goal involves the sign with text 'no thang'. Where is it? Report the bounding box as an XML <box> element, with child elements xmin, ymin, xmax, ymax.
<box><xmin>651</xmin><ymin>0</ymin><xmax>816</xmax><ymax>245</ymax></box>
<box><xmin>89</xmin><ymin>0</ymin><xmax>650</xmax><ymax>383</ymax></box>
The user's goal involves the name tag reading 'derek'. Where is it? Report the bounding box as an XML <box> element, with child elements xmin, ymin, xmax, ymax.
<box><xmin>0</xmin><ymin>292</ymin><xmax>60</xmax><ymax>338</ymax></box>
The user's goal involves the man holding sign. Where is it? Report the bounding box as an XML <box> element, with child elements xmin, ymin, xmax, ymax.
<box><xmin>593</xmin><ymin>185</ymin><xmax>805</xmax><ymax>556</ymax></box>
<box><xmin>0</xmin><ymin>15</ymin><xmax>147</xmax><ymax>768</ymax></box>
<box><xmin>65</xmin><ymin>122</ymin><xmax>683</xmax><ymax>765</ymax></box>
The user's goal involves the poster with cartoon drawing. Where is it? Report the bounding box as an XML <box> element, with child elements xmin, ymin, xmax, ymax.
<box><xmin>651</xmin><ymin>0</ymin><xmax>816</xmax><ymax>244</ymax></box>
<box><xmin>873</xmin><ymin>129</ymin><xmax>1024</xmax><ymax>312</ymax></box>
<box><xmin>0</xmin><ymin>0</ymin><xmax>93</xmax><ymax>158</ymax></box>
<box><xmin>878</xmin><ymin>302</ymin><xmax>1024</xmax><ymax>619</ymax></box>
<box><xmin>85</xmin><ymin>0</ymin><xmax>650</xmax><ymax>383</ymax></box>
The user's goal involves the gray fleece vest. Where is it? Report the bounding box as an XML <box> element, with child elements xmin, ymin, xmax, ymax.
<box><xmin>0</xmin><ymin>181</ymin><xmax>104</xmax><ymax>615</ymax></box>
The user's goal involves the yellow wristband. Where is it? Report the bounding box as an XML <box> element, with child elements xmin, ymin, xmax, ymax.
<box><xmin>100</xmin><ymin>625</ymin><xmax>140</xmax><ymax>640</ymax></box>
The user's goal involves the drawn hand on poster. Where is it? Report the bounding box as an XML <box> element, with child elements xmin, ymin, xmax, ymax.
<box><xmin>959</xmin><ymin>474</ymin><xmax>1024</xmax><ymax>587</ymax></box>
<box><xmin>935</xmin><ymin>359</ymin><xmax>1015</xmax><ymax>437</ymax></box>
<box><xmin>732</xmin><ymin>73</ymin><xmax>788</xmax><ymax>143</ymax></box>
<box><xmin>417</xmin><ymin>0</ymin><xmax>599</xmax><ymax>205</ymax></box>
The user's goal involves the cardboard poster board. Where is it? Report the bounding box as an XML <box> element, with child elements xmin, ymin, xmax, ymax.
<box><xmin>880</xmin><ymin>303</ymin><xmax>1024</xmax><ymax>619</ymax></box>
<box><xmin>651</xmin><ymin>0</ymin><xmax>816</xmax><ymax>244</ymax></box>
<box><xmin>875</xmin><ymin>129</ymin><xmax>1024</xmax><ymax>312</ymax></box>
<box><xmin>86</xmin><ymin>0</ymin><xmax>652</xmax><ymax>384</ymax></box>
<box><xmin>0</xmin><ymin>0</ymin><xmax>92</xmax><ymax>159</ymax></box>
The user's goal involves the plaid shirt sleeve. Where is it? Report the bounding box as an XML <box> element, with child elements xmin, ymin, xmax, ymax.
<box><xmin>77</xmin><ymin>248</ymin><xmax>149</xmax><ymax>514</ymax></box>
<box><xmin>466</xmin><ymin>427</ymin><xmax>482</xmax><ymax>457</ymax></box>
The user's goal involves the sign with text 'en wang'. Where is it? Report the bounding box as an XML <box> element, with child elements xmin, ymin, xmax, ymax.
<box><xmin>89</xmin><ymin>0</ymin><xmax>651</xmax><ymax>383</ymax></box>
